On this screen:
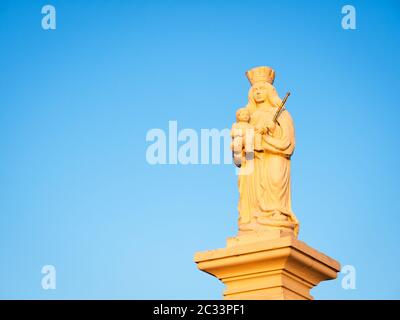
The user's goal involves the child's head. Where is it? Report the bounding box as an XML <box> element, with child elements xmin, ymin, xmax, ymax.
<box><xmin>236</xmin><ymin>108</ymin><xmax>250</xmax><ymax>122</ymax></box>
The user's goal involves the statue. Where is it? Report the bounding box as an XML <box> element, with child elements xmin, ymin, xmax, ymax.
<box><xmin>231</xmin><ymin>66</ymin><xmax>299</xmax><ymax>237</ymax></box>
<box><xmin>194</xmin><ymin>67</ymin><xmax>341</xmax><ymax>300</ymax></box>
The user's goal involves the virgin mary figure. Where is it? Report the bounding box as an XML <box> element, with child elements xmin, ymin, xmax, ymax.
<box><xmin>235</xmin><ymin>66</ymin><xmax>299</xmax><ymax>236</ymax></box>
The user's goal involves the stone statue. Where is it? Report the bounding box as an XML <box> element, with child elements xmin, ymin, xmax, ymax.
<box><xmin>195</xmin><ymin>67</ymin><xmax>340</xmax><ymax>300</ymax></box>
<box><xmin>231</xmin><ymin>66</ymin><xmax>299</xmax><ymax>236</ymax></box>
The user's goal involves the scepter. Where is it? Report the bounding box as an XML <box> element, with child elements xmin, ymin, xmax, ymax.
<box><xmin>273</xmin><ymin>92</ymin><xmax>291</xmax><ymax>123</ymax></box>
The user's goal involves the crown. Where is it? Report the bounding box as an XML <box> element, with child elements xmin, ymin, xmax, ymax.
<box><xmin>245</xmin><ymin>66</ymin><xmax>275</xmax><ymax>85</ymax></box>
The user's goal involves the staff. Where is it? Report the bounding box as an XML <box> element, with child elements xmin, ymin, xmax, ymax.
<box><xmin>273</xmin><ymin>92</ymin><xmax>290</xmax><ymax>123</ymax></box>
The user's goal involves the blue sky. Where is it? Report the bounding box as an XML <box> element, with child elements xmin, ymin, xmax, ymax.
<box><xmin>0</xmin><ymin>0</ymin><xmax>399</xmax><ymax>299</ymax></box>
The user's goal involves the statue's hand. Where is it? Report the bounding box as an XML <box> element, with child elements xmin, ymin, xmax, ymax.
<box><xmin>267</xmin><ymin>121</ymin><xmax>276</xmax><ymax>135</ymax></box>
<box><xmin>255</xmin><ymin>126</ymin><xmax>266</xmax><ymax>135</ymax></box>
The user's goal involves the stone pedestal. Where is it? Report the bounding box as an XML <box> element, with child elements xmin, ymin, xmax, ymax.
<box><xmin>194</xmin><ymin>234</ymin><xmax>340</xmax><ymax>300</ymax></box>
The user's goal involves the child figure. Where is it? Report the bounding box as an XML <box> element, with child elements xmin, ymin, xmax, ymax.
<box><xmin>231</xmin><ymin>108</ymin><xmax>253</xmax><ymax>167</ymax></box>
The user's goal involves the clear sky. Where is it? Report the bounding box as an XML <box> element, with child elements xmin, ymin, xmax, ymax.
<box><xmin>0</xmin><ymin>0</ymin><xmax>399</xmax><ymax>299</ymax></box>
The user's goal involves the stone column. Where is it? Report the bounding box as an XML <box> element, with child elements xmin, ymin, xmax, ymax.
<box><xmin>194</xmin><ymin>233</ymin><xmax>340</xmax><ymax>300</ymax></box>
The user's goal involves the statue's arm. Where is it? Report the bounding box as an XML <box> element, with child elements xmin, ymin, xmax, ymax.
<box><xmin>264</xmin><ymin>134</ymin><xmax>291</xmax><ymax>151</ymax></box>
<box><xmin>262</xmin><ymin>140</ymin><xmax>285</xmax><ymax>154</ymax></box>
<box><xmin>263</xmin><ymin>110</ymin><xmax>295</xmax><ymax>154</ymax></box>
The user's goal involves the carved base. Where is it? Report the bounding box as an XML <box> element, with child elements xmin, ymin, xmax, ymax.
<box><xmin>228</xmin><ymin>229</ymin><xmax>293</xmax><ymax>247</ymax></box>
<box><xmin>239</xmin><ymin>212</ymin><xmax>297</xmax><ymax>235</ymax></box>
<box><xmin>194</xmin><ymin>235</ymin><xmax>340</xmax><ymax>300</ymax></box>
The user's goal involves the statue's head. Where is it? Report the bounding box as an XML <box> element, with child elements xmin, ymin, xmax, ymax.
<box><xmin>252</xmin><ymin>82</ymin><xmax>270</xmax><ymax>103</ymax></box>
<box><xmin>245</xmin><ymin>66</ymin><xmax>282</xmax><ymax>110</ymax></box>
<box><xmin>236</xmin><ymin>108</ymin><xmax>250</xmax><ymax>122</ymax></box>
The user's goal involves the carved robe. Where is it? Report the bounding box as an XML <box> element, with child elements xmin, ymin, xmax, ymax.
<box><xmin>238</xmin><ymin>106</ymin><xmax>299</xmax><ymax>233</ymax></box>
